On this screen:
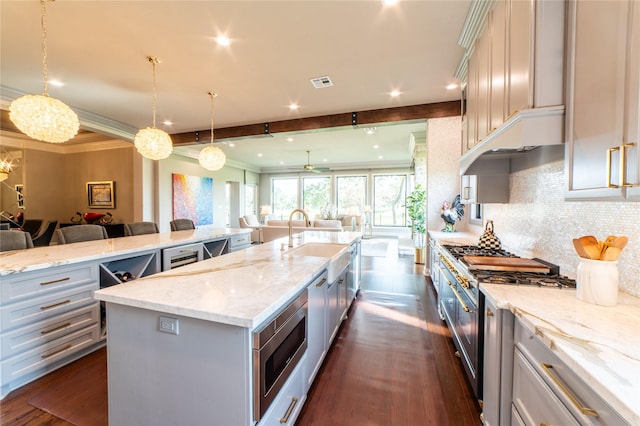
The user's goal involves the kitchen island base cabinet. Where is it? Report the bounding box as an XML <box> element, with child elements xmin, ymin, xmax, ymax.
<box><xmin>105</xmin><ymin>303</ymin><xmax>253</xmax><ymax>426</ymax></box>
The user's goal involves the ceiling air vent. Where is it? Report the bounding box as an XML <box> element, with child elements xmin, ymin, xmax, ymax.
<box><xmin>310</xmin><ymin>76</ymin><xmax>333</xmax><ymax>89</ymax></box>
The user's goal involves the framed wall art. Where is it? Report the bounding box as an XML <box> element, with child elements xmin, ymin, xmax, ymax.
<box><xmin>87</xmin><ymin>181</ymin><xmax>115</xmax><ymax>209</ymax></box>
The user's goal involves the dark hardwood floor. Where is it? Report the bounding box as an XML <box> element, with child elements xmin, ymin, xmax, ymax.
<box><xmin>0</xmin><ymin>243</ymin><xmax>481</xmax><ymax>426</ymax></box>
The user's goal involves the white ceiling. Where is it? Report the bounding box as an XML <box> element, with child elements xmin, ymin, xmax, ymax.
<box><xmin>0</xmin><ymin>1</ymin><xmax>470</xmax><ymax>171</ymax></box>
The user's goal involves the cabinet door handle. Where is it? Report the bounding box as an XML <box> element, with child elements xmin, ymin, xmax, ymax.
<box><xmin>541</xmin><ymin>363</ymin><xmax>598</xmax><ymax>417</ymax></box>
<box><xmin>607</xmin><ymin>143</ymin><xmax>635</xmax><ymax>188</ymax></box>
<box><xmin>315</xmin><ymin>278</ymin><xmax>327</xmax><ymax>287</ymax></box>
<box><xmin>448</xmin><ymin>282</ymin><xmax>471</xmax><ymax>313</ymax></box>
<box><xmin>40</xmin><ymin>299</ymin><xmax>71</xmax><ymax>310</ymax></box>
<box><xmin>279</xmin><ymin>396</ymin><xmax>298</xmax><ymax>423</ymax></box>
<box><xmin>40</xmin><ymin>277</ymin><xmax>70</xmax><ymax>286</ymax></box>
<box><xmin>463</xmin><ymin>186</ymin><xmax>471</xmax><ymax>200</ymax></box>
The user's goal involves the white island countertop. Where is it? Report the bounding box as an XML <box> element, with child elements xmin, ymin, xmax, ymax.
<box><xmin>481</xmin><ymin>284</ymin><xmax>640</xmax><ymax>424</ymax></box>
<box><xmin>0</xmin><ymin>226</ymin><xmax>251</xmax><ymax>276</ymax></box>
<box><xmin>95</xmin><ymin>231</ymin><xmax>361</xmax><ymax>329</ymax></box>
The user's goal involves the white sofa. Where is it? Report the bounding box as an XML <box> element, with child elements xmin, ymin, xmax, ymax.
<box><xmin>261</xmin><ymin>219</ymin><xmax>342</xmax><ymax>243</ymax></box>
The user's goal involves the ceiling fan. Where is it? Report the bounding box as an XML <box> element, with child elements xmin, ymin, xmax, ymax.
<box><xmin>293</xmin><ymin>150</ymin><xmax>330</xmax><ymax>173</ymax></box>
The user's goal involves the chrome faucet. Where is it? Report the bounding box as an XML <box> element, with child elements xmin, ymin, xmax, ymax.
<box><xmin>288</xmin><ymin>209</ymin><xmax>309</xmax><ymax>247</ymax></box>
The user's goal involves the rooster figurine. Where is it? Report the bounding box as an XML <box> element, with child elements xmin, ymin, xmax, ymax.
<box><xmin>440</xmin><ymin>195</ymin><xmax>464</xmax><ymax>232</ymax></box>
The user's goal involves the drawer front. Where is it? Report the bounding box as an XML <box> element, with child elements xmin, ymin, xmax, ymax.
<box><xmin>512</xmin><ymin>348</ymin><xmax>580</xmax><ymax>426</ymax></box>
<box><xmin>260</xmin><ymin>357</ymin><xmax>306</xmax><ymax>426</ymax></box>
<box><xmin>1</xmin><ymin>304</ymin><xmax>99</xmax><ymax>360</ymax></box>
<box><xmin>1</xmin><ymin>324</ymin><xmax>100</xmax><ymax>387</ymax></box>
<box><xmin>162</xmin><ymin>243</ymin><xmax>204</xmax><ymax>271</ymax></box>
<box><xmin>1</xmin><ymin>284</ymin><xmax>97</xmax><ymax>332</ymax></box>
<box><xmin>228</xmin><ymin>234</ymin><xmax>250</xmax><ymax>249</ymax></box>
<box><xmin>515</xmin><ymin>321</ymin><xmax>628</xmax><ymax>425</ymax></box>
<box><xmin>1</xmin><ymin>264</ymin><xmax>97</xmax><ymax>304</ymax></box>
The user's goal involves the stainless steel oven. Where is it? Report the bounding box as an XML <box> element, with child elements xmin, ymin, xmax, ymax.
<box><xmin>437</xmin><ymin>248</ymin><xmax>483</xmax><ymax>399</ymax></box>
<box><xmin>253</xmin><ymin>290</ymin><xmax>308</xmax><ymax>421</ymax></box>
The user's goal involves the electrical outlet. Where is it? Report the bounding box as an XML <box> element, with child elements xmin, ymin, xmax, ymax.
<box><xmin>159</xmin><ymin>316</ymin><xmax>179</xmax><ymax>335</ymax></box>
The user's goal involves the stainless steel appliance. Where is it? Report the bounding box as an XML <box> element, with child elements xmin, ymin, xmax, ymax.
<box><xmin>435</xmin><ymin>244</ymin><xmax>575</xmax><ymax>400</ymax></box>
<box><xmin>253</xmin><ymin>290</ymin><xmax>308</xmax><ymax>421</ymax></box>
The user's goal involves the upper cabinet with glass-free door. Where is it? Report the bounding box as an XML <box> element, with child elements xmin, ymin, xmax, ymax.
<box><xmin>565</xmin><ymin>0</ymin><xmax>640</xmax><ymax>200</ymax></box>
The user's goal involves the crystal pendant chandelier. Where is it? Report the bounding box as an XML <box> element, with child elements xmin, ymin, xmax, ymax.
<box><xmin>198</xmin><ymin>91</ymin><xmax>226</xmax><ymax>171</ymax></box>
<box><xmin>0</xmin><ymin>160</ymin><xmax>12</xmax><ymax>182</ymax></box>
<box><xmin>134</xmin><ymin>56</ymin><xmax>173</xmax><ymax>160</ymax></box>
<box><xmin>9</xmin><ymin>0</ymin><xmax>79</xmax><ymax>144</ymax></box>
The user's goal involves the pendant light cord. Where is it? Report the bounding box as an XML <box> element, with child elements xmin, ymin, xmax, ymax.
<box><xmin>209</xmin><ymin>91</ymin><xmax>217</xmax><ymax>144</ymax></box>
<box><xmin>41</xmin><ymin>0</ymin><xmax>49</xmax><ymax>96</ymax></box>
<box><xmin>148</xmin><ymin>56</ymin><xmax>159</xmax><ymax>128</ymax></box>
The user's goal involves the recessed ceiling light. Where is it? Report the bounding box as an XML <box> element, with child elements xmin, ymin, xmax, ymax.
<box><xmin>363</xmin><ymin>127</ymin><xmax>376</xmax><ymax>135</ymax></box>
<box><xmin>289</xmin><ymin>103</ymin><xmax>299</xmax><ymax>110</ymax></box>
<box><xmin>163</xmin><ymin>120</ymin><xmax>173</xmax><ymax>126</ymax></box>
<box><xmin>373</xmin><ymin>144</ymin><xmax>379</xmax><ymax>149</ymax></box>
<box><xmin>280</xmin><ymin>161</ymin><xmax>284</xmax><ymax>165</ymax></box>
<box><xmin>257</xmin><ymin>153</ymin><xmax>263</xmax><ymax>157</ymax></box>
<box><xmin>390</xmin><ymin>90</ymin><xmax>401</xmax><ymax>97</ymax></box>
<box><xmin>228</xmin><ymin>143</ymin><xmax>235</xmax><ymax>147</ymax></box>
<box><xmin>446</xmin><ymin>83</ymin><xmax>459</xmax><ymax>90</ymax></box>
<box><xmin>215</xmin><ymin>35</ymin><xmax>231</xmax><ymax>46</ymax></box>
<box><xmin>48</xmin><ymin>80</ymin><xmax>64</xmax><ymax>87</ymax></box>
<box><xmin>382</xmin><ymin>0</ymin><xmax>399</xmax><ymax>6</ymax></box>
<box><xmin>287</xmin><ymin>137</ymin><xmax>294</xmax><ymax>142</ymax></box>
<box><xmin>378</xmin><ymin>155</ymin><xmax>384</xmax><ymax>159</ymax></box>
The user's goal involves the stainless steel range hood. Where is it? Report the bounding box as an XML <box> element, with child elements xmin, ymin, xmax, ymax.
<box><xmin>460</xmin><ymin>106</ymin><xmax>565</xmax><ymax>175</ymax></box>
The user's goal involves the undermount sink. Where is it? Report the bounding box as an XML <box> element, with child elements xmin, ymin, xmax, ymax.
<box><xmin>286</xmin><ymin>243</ymin><xmax>350</xmax><ymax>282</ymax></box>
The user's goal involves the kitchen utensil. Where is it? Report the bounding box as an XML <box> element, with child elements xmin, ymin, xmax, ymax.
<box><xmin>612</xmin><ymin>235</ymin><xmax>628</xmax><ymax>251</ymax></box>
<box><xmin>572</xmin><ymin>239</ymin><xmax>591</xmax><ymax>259</ymax></box>
<box><xmin>599</xmin><ymin>235</ymin><xmax>617</xmax><ymax>258</ymax></box>
<box><xmin>578</xmin><ymin>235</ymin><xmax>601</xmax><ymax>260</ymax></box>
<box><xmin>602</xmin><ymin>247</ymin><xmax>622</xmax><ymax>261</ymax></box>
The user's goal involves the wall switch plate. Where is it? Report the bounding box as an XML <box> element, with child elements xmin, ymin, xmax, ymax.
<box><xmin>159</xmin><ymin>316</ymin><xmax>179</xmax><ymax>335</ymax></box>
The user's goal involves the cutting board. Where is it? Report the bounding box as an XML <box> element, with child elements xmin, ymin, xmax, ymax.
<box><xmin>462</xmin><ymin>256</ymin><xmax>551</xmax><ymax>273</ymax></box>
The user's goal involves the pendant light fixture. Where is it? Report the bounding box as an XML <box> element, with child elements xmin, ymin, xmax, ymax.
<box><xmin>198</xmin><ymin>91</ymin><xmax>226</xmax><ymax>171</ymax></box>
<box><xmin>9</xmin><ymin>0</ymin><xmax>79</xmax><ymax>144</ymax></box>
<box><xmin>134</xmin><ymin>56</ymin><xmax>173</xmax><ymax>160</ymax></box>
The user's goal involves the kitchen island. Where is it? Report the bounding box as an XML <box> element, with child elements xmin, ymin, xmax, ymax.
<box><xmin>94</xmin><ymin>231</ymin><xmax>361</xmax><ymax>426</ymax></box>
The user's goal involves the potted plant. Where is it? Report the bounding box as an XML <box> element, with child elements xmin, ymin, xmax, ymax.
<box><xmin>405</xmin><ymin>184</ymin><xmax>427</xmax><ymax>264</ymax></box>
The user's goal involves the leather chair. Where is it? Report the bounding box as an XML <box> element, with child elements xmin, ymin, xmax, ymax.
<box><xmin>0</xmin><ymin>230</ymin><xmax>34</xmax><ymax>251</ymax></box>
<box><xmin>170</xmin><ymin>219</ymin><xmax>195</xmax><ymax>231</ymax></box>
<box><xmin>20</xmin><ymin>219</ymin><xmax>43</xmax><ymax>238</ymax></box>
<box><xmin>32</xmin><ymin>220</ymin><xmax>58</xmax><ymax>247</ymax></box>
<box><xmin>56</xmin><ymin>224</ymin><xmax>109</xmax><ymax>244</ymax></box>
<box><xmin>124</xmin><ymin>221</ymin><xmax>159</xmax><ymax>236</ymax></box>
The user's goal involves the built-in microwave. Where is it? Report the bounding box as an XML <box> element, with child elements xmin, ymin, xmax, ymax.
<box><xmin>252</xmin><ymin>290</ymin><xmax>308</xmax><ymax>421</ymax></box>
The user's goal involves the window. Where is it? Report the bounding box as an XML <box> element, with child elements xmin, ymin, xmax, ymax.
<box><xmin>373</xmin><ymin>175</ymin><xmax>406</xmax><ymax>227</ymax></box>
<box><xmin>336</xmin><ymin>176</ymin><xmax>366</xmax><ymax>216</ymax></box>
<box><xmin>272</xmin><ymin>178</ymin><xmax>298</xmax><ymax>219</ymax></box>
<box><xmin>245</xmin><ymin>184</ymin><xmax>257</xmax><ymax>216</ymax></box>
<box><xmin>302</xmin><ymin>176</ymin><xmax>330</xmax><ymax>219</ymax></box>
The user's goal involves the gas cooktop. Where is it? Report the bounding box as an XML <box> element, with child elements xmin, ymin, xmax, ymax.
<box><xmin>442</xmin><ymin>244</ymin><xmax>517</xmax><ymax>260</ymax></box>
<box><xmin>441</xmin><ymin>244</ymin><xmax>577</xmax><ymax>289</ymax></box>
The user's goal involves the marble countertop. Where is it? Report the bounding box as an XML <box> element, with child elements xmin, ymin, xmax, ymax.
<box><xmin>0</xmin><ymin>226</ymin><xmax>251</xmax><ymax>276</ymax></box>
<box><xmin>481</xmin><ymin>284</ymin><xmax>640</xmax><ymax>424</ymax></box>
<box><xmin>428</xmin><ymin>230</ymin><xmax>479</xmax><ymax>246</ymax></box>
<box><xmin>95</xmin><ymin>231</ymin><xmax>361</xmax><ymax>329</ymax></box>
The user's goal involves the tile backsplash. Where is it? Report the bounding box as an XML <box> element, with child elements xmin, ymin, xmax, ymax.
<box><xmin>466</xmin><ymin>160</ymin><xmax>640</xmax><ymax>297</ymax></box>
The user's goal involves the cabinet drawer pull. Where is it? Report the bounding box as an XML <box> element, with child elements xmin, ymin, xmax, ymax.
<box><xmin>541</xmin><ymin>363</ymin><xmax>598</xmax><ymax>417</ymax></box>
<box><xmin>315</xmin><ymin>278</ymin><xmax>327</xmax><ymax>287</ymax></box>
<box><xmin>41</xmin><ymin>343</ymin><xmax>72</xmax><ymax>359</ymax></box>
<box><xmin>40</xmin><ymin>277</ymin><xmax>71</xmax><ymax>286</ymax></box>
<box><xmin>40</xmin><ymin>299</ymin><xmax>71</xmax><ymax>310</ymax></box>
<box><xmin>279</xmin><ymin>396</ymin><xmax>298</xmax><ymax>424</ymax></box>
<box><xmin>41</xmin><ymin>322</ymin><xmax>72</xmax><ymax>335</ymax></box>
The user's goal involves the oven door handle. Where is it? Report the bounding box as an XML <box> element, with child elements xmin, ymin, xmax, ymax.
<box><xmin>448</xmin><ymin>282</ymin><xmax>471</xmax><ymax>313</ymax></box>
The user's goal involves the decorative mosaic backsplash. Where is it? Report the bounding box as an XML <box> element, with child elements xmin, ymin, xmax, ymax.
<box><xmin>466</xmin><ymin>160</ymin><xmax>640</xmax><ymax>297</ymax></box>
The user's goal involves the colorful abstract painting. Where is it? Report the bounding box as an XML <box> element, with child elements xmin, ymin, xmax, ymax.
<box><xmin>172</xmin><ymin>174</ymin><xmax>214</xmax><ymax>226</ymax></box>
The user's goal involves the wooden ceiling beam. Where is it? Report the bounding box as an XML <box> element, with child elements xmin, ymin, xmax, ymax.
<box><xmin>171</xmin><ymin>100</ymin><xmax>460</xmax><ymax>146</ymax></box>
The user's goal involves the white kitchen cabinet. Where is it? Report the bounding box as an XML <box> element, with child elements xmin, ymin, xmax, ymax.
<box><xmin>512</xmin><ymin>320</ymin><xmax>628</xmax><ymax>425</ymax></box>
<box><xmin>482</xmin><ymin>297</ymin><xmax>514</xmax><ymax>426</ymax></box>
<box><xmin>259</xmin><ymin>356</ymin><xmax>306</xmax><ymax>426</ymax></box>
<box><xmin>305</xmin><ymin>272</ymin><xmax>328</xmax><ymax>391</ymax></box>
<box><xmin>461</xmin><ymin>174</ymin><xmax>509</xmax><ymax>205</ymax></box>
<box><xmin>228</xmin><ymin>233</ymin><xmax>251</xmax><ymax>252</ymax></box>
<box><xmin>0</xmin><ymin>264</ymin><xmax>101</xmax><ymax>399</ymax></box>
<box><xmin>458</xmin><ymin>0</ymin><xmax>564</xmax><ymax>152</ymax></box>
<box><xmin>565</xmin><ymin>0</ymin><xmax>640</xmax><ymax>200</ymax></box>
